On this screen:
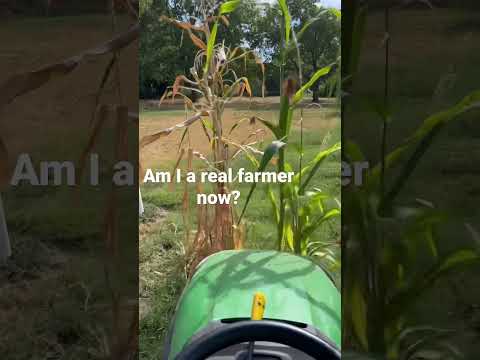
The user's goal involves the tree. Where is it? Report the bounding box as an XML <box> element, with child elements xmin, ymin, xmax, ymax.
<box><xmin>139</xmin><ymin>0</ymin><xmax>261</xmax><ymax>98</ymax></box>
<box><xmin>140</xmin><ymin>0</ymin><xmax>197</xmax><ymax>98</ymax></box>
<box><xmin>299</xmin><ymin>6</ymin><xmax>340</xmax><ymax>102</ymax></box>
<box><xmin>255</xmin><ymin>0</ymin><xmax>340</xmax><ymax>101</ymax></box>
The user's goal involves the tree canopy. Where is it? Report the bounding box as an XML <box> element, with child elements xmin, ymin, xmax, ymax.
<box><xmin>139</xmin><ymin>0</ymin><xmax>340</xmax><ymax>99</ymax></box>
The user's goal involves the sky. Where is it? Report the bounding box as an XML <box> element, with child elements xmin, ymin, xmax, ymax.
<box><xmin>319</xmin><ymin>0</ymin><xmax>341</xmax><ymax>8</ymax></box>
<box><xmin>263</xmin><ymin>0</ymin><xmax>341</xmax><ymax>8</ymax></box>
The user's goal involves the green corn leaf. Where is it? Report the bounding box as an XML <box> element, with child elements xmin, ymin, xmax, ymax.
<box><xmin>371</xmin><ymin>90</ymin><xmax>480</xmax><ymax>211</ymax></box>
<box><xmin>345</xmin><ymin>140</ymin><xmax>365</xmax><ymax>162</ymax></box>
<box><xmin>238</xmin><ymin>141</ymin><xmax>286</xmax><ymax>224</ymax></box>
<box><xmin>292</xmin><ymin>65</ymin><xmax>331</xmax><ymax>105</ymax></box>
<box><xmin>351</xmin><ymin>283</ymin><xmax>369</xmax><ymax>351</ymax></box>
<box><xmin>300</xmin><ymin>208</ymin><xmax>340</xmax><ymax>241</ymax></box>
<box><xmin>298</xmin><ymin>142</ymin><xmax>341</xmax><ymax>194</ymax></box>
<box><xmin>345</xmin><ymin>4</ymin><xmax>367</xmax><ymax>86</ymax></box>
<box><xmin>205</xmin><ymin>22</ymin><xmax>219</xmax><ymax>73</ymax></box>
<box><xmin>304</xmin><ymin>191</ymin><xmax>329</xmax><ymax>214</ymax></box>
<box><xmin>296</xmin><ymin>17</ymin><xmax>321</xmax><ymax>41</ymax></box>
<box><xmin>388</xmin><ymin>249</ymin><xmax>480</xmax><ymax>322</ymax></box>
<box><xmin>329</xmin><ymin>8</ymin><xmax>341</xmax><ymax>21</ymax></box>
<box><xmin>266</xmin><ymin>185</ymin><xmax>280</xmax><ymax>225</ymax></box>
<box><xmin>284</xmin><ymin>219</ymin><xmax>294</xmax><ymax>251</ymax></box>
<box><xmin>278</xmin><ymin>0</ymin><xmax>291</xmax><ymax>44</ymax></box>
<box><xmin>433</xmin><ymin>249</ymin><xmax>480</xmax><ymax>274</ymax></box>
<box><xmin>219</xmin><ymin>0</ymin><xmax>241</xmax><ymax>15</ymax></box>
<box><xmin>205</xmin><ymin>0</ymin><xmax>241</xmax><ymax>75</ymax></box>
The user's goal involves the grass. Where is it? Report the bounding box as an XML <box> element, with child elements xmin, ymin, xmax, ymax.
<box><xmin>1</xmin><ymin>13</ymin><xmax>139</xmax><ymax>358</ymax></box>
<box><xmin>139</xmin><ymin>209</ymin><xmax>186</xmax><ymax>360</ymax></box>
<box><xmin>138</xmin><ymin>101</ymin><xmax>341</xmax><ymax>358</ymax></box>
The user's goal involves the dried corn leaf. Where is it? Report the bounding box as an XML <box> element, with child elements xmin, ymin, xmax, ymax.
<box><xmin>244</xmin><ymin>79</ymin><xmax>252</xmax><ymax>97</ymax></box>
<box><xmin>91</xmin><ymin>55</ymin><xmax>116</xmax><ymax>127</ymax></box>
<box><xmin>140</xmin><ymin>113</ymin><xmax>203</xmax><ymax>148</ymax></box>
<box><xmin>182</xmin><ymin>149</ymin><xmax>194</xmax><ymax>240</ymax></box>
<box><xmin>233</xmin><ymin>224</ymin><xmax>245</xmax><ymax>250</ymax></box>
<box><xmin>160</xmin><ymin>16</ymin><xmax>193</xmax><ymax>30</ymax></box>
<box><xmin>115</xmin><ymin>106</ymin><xmax>129</xmax><ymax>161</ymax></box>
<box><xmin>172</xmin><ymin>75</ymin><xmax>184</xmax><ymax>99</ymax></box>
<box><xmin>0</xmin><ymin>24</ymin><xmax>139</xmax><ymax>109</ymax></box>
<box><xmin>192</xmin><ymin>150</ymin><xmax>214</xmax><ymax>169</ymax></box>
<box><xmin>187</xmin><ymin>30</ymin><xmax>207</xmax><ymax>50</ymax></box>
<box><xmin>78</xmin><ymin>104</ymin><xmax>109</xmax><ymax>183</ymax></box>
<box><xmin>170</xmin><ymin>148</ymin><xmax>185</xmax><ymax>191</ymax></box>
<box><xmin>238</xmin><ymin>83</ymin><xmax>246</xmax><ymax>97</ymax></box>
<box><xmin>253</xmin><ymin>55</ymin><xmax>266</xmax><ymax>98</ymax></box>
<box><xmin>220</xmin><ymin>15</ymin><xmax>230</xmax><ymax>26</ymax></box>
<box><xmin>159</xmin><ymin>90</ymin><xmax>171</xmax><ymax>105</ymax></box>
<box><xmin>229</xmin><ymin>47</ymin><xmax>240</xmax><ymax>60</ymax></box>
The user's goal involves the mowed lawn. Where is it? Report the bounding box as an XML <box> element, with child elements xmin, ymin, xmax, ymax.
<box><xmin>139</xmin><ymin>98</ymin><xmax>341</xmax><ymax>359</ymax></box>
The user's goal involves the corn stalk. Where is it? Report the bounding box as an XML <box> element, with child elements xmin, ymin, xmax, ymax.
<box><xmin>240</xmin><ymin>1</ymin><xmax>341</xmax><ymax>253</ymax></box>
<box><xmin>142</xmin><ymin>0</ymin><xmax>264</xmax><ymax>259</ymax></box>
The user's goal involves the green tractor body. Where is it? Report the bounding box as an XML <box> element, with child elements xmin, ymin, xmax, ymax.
<box><xmin>163</xmin><ymin>250</ymin><xmax>341</xmax><ymax>359</ymax></box>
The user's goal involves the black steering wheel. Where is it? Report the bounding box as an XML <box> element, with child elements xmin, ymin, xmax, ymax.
<box><xmin>174</xmin><ymin>320</ymin><xmax>341</xmax><ymax>360</ymax></box>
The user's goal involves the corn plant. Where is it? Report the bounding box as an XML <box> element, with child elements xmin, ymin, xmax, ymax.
<box><xmin>238</xmin><ymin>1</ymin><xmax>341</xmax><ymax>271</ymax></box>
<box><xmin>342</xmin><ymin>2</ymin><xmax>480</xmax><ymax>358</ymax></box>
<box><xmin>140</xmin><ymin>0</ymin><xmax>266</xmax><ymax>265</ymax></box>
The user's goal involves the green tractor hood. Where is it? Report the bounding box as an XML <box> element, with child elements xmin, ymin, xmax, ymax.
<box><xmin>166</xmin><ymin>250</ymin><xmax>341</xmax><ymax>359</ymax></box>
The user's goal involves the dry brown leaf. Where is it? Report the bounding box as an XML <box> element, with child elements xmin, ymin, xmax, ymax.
<box><xmin>115</xmin><ymin>106</ymin><xmax>129</xmax><ymax>161</ymax></box>
<box><xmin>90</xmin><ymin>55</ymin><xmax>116</xmax><ymax>127</ymax></box>
<box><xmin>169</xmin><ymin>148</ymin><xmax>185</xmax><ymax>191</ymax></box>
<box><xmin>233</xmin><ymin>224</ymin><xmax>245</xmax><ymax>250</ymax></box>
<box><xmin>254</xmin><ymin>57</ymin><xmax>266</xmax><ymax>98</ymax></box>
<box><xmin>159</xmin><ymin>90</ymin><xmax>171</xmax><ymax>105</ymax></box>
<box><xmin>244</xmin><ymin>80</ymin><xmax>252</xmax><ymax>97</ymax></box>
<box><xmin>0</xmin><ymin>24</ymin><xmax>139</xmax><ymax>110</ymax></box>
<box><xmin>172</xmin><ymin>75</ymin><xmax>184</xmax><ymax>99</ymax></box>
<box><xmin>140</xmin><ymin>113</ymin><xmax>203</xmax><ymax>148</ymax></box>
<box><xmin>77</xmin><ymin>104</ymin><xmax>109</xmax><ymax>183</ymax></box>
<box><xmin>229</xmin><ymin>47</ymin><xmax>240</xmax><ymax>60</ymax></box>
<box><xmin>282</xmin><ymin>78</ymin><xmax>297</xmax><ymax>99</ymax></box>
<box><xmin>238</xmin><ymin>83</ymin><xmax>246</xmax><ymax>97</ymax></box>
<box><xmin>220</xmin><ymin>15</ymin><xmax>230</xmax><ymax>26</ymax></box>
<box><xmin>187</xmin><ymin>30</ymin><xmax>207</xmax><ymax>50</ymax></box>
<box><xmin>160</xmin><ymin>15</ymin><xmax>192</xmax><ymax>30</ymax></box>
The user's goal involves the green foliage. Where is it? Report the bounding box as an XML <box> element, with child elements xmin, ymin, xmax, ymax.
<box><xmin>139</xmin><ymin>0</ymin><xmax>261</xmax><ymax>98</ymax></box>
<box><xmin>238</xmin><ymin>141</ymin><xmax>286</xmax><ymax>224</ymax></box>
<box><xmin>342</xmin><ymin>4</ymin><xmax>480</xmax><ymax>358</ymax></box>
<box><xmin>139</xmin><ymin>0</ymin><xmax>340</xmax><ymax>99</ymax></box>
<box><xmin>239</xmin><ymin>1</ymin><xmax>341</xmax><ymax>270</ymax></box>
